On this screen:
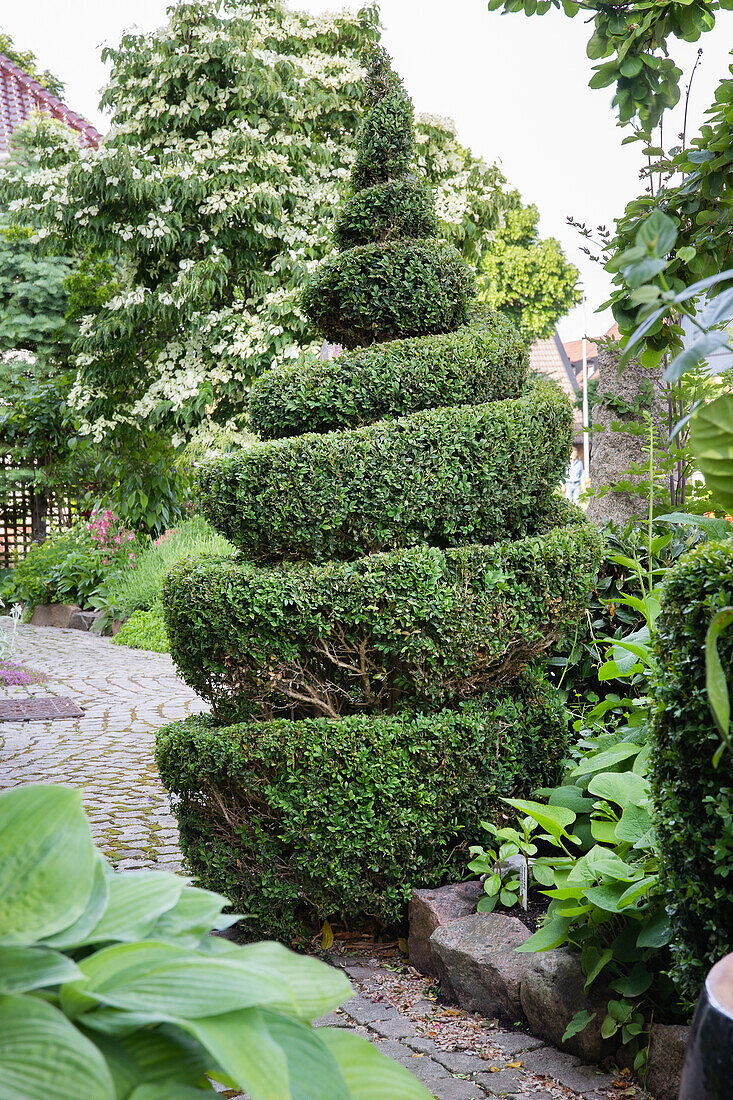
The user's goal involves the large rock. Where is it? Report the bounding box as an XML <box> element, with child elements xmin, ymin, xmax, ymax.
<box><xmin>429</xmin><ymin>912</ymin><xmax>531</xmax><ymax>1019</ymax></box>
<box><xmin>69</xmin><ymin>610</ymin><xmax>99</xmax><ymax>632</ymax></box>
<box><xmin>408</xmin><ymin>881</ymin><xmax>483</xmax><ymax>976</ymax></box>
<box><xmin>520</xmin><ymin>947</ymin><xmax>615</xmax><ymax>1063</ymax></box>
<box><xmin>647</xmin><ymin>1023</ymin><xmax>689</xmax><ymax>1100</ymax></box>
<box><xmin>30</xmin><ymin>604</ymin><xmax>80</xmax><ymax>629</ymax></box>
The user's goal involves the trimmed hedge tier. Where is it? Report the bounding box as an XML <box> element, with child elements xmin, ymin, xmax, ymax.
<box><xmin>651</xmin><ymin>539</ymin><xmax>733</xmax><ymax>1001</ymax></box>
<box><xmin>202</xmin><ymin>381</ymin><xmax>571</xmax><ymax>562</ymax></box>
<box><xmin>301</xmin><ymin>239</ymin><xmax>474</xmax><ymax>349</ymax></box>
<box><xmin>248</xmin><ymin>305</ymin><xmax>527</xmax><ymax>441</ymax></box>
<box><xmin>163</xmin><ymin>507</ymin><xmax>603</xmax><ymax>724</ymax></box>
<box><xmin>334</xmin><ymin>178</ymin><xmax>439</xmax><ymax>250</ymax></box>
<box><xmin>155</xmin><ymin>668</ymin><xmax>569</xmax><ymax>940</ymax></box>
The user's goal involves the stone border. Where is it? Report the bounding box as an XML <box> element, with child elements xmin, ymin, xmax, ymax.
<box><xmin>408</xmin><ymin>883</ymin><xmax>687</xmax><ymax>1100</ymax></box>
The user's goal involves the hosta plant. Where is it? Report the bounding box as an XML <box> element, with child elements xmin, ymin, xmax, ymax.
<box><xmin>0</xmin><ymin>784</ymin><xmax>430</xmax><ymax>1100</ymax></box>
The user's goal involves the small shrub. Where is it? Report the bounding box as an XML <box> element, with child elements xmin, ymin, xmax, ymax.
<box><xmin>301</xmin><ymin>238</ymin><xmax>474</xmax><ymax>348</ymax></box>
<box><xmin>1</xmin><ymin>509</ymin><xmax>137</xmax><ymax>612</ymax></box>
<box><xmin>651</xmin><ymin>538</ymin><xmax>733</xmax><ymax>1000</ymax></box>
<box><xmin>0</xmin><ymin>660</ymin><xmax>45</xmax><ymax>685</ymax></box>
<box><xmin>112</xmin><ymin>605</ymin><xmax>169</xmax><ymax>653</ymax></box>
<box><xmin>163</xmin><ymin>512</ymin><xmax>604</xmax><ymax>723</ymax></box>
<box><xmin>201</xmin><ymin>381</ymin><xmax>572</xmax><ymax>562</ymax></box>
<box><xmin>155</xmin><ymin>668</ymin><xmax>569</xmax><ymax>940</ymax></box>
<box><xmin>0</xmin><ymin>783</ymin><xmax>430</xmax><ymax>1099</ymax></box>
<box><xmin>248</xmin><ymin>304</ymin><xmax>528</xmax><ymax>441</ymax></box>
<box><xmin>107</xmin><ymin>515</ymin><xmax>236</xmax><ymax>618</ymax></box>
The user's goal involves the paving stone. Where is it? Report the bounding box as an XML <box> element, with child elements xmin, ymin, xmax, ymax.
<box><xmin>371</xmin><ymin>1040</ymin><xmax>447</xmax><ymax>1082</ymax></box>
<box><xmin>342</xmin><ymin>997</ymin><xmax>400</xmax><ymax>1025</ymax></box>
<box><xmin>404</xmin><ymin>1036</ymin><xmax>443</xmax><ymax>1055</ymax></box>
<box><xmin>486</xmin><ymin>1032</ymin><xmax>546</xmax><ymax>1056</ymax></box>
<box><xmin>520</xmin><ymin>1047</ymin><xmax>615</xmax><ymax>1094</ymax></box>
<box><xmin>429</xmin><ymin>1078</ymin><xmax>487</xmax><ymax>1100</ymax></box>
<box><xmin>472</xmin><ymin>1067</ymin><xmax>526</xmax><ymax>1094</ymax></box>
<box><xmin>370</xmin><ymin>1016</ymin><xmax>418</xmax><ymax>1039</ymax></box>
<box><xmin>430</xmin><ymin>1049</ymin><xmax>488</xmax><ymax>1075</ymax></box>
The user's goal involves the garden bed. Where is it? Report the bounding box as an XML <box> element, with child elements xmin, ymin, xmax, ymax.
<box><xmin>408</xmin><ymin>882</ymin><xmax>688</xmax><ymax>1100</ymax></box>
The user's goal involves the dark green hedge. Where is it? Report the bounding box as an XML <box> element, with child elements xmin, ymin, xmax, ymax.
<box><xmin>201</xmin><ymin>382</ymin><xmax>570</xmax><ymax>562</ymax></box>
<box><xmin>248</xmin><ymin>305</ymin><xmax>527</xmax><ymax>441</ymax></box>
<box><xmin>162</xmin><ymin>509</ymin><xmax>603</xmax><ymax>724</ymax></box>
<box><xmin>301</xmin><ymin>239</ymin><xmax>474</xmax><ymax>348</ymax></box>
<box><xmin>651</xmin><ymin>539</ymin><xmax>733</xmax><ymax>1001</ymax></box>
<box><xmin>155</xmin><ymin>668</ymin><xmax>569</xmax><ymax>940</ymax></box>
<box><xmin>334</xmin><ymin>178</ymin><xmax>438</xmax><ymax>250</ymax></box>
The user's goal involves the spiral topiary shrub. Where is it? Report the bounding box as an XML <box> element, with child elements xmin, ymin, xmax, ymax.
<box><xmin>651</xmin><ymin>539</ymin><xmax>733</xmax><ymax>1001</ymax></box>
<box><xmin>156</xmin><ymin>46</ymin><xmax>603</xmax><ymax>940</ymax></box>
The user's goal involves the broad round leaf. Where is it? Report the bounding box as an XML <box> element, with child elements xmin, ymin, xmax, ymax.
<box><xmin>691</xmin><ymin>393</ymin><xmax>733</xmax><ymax>512</ymax></box>
<box><xmin>180</xmin><ymin>1007</ymin><xmax>289</xmax><ymax>1100</ymax></box>
<box><xmin>319</xmin><ymin>1028</ymin><xmax>432</xmax><ymax>1099</ymax></box>
<box><xmin>41</xmin><ymin>852</ymin><xmax>110</xmax><ymax>950</ymax></box>
<box><xmin>149</xmin><ymin>886</ymin><xmax>233</xmax><ymax>948</ymax></box>
<box><xmin>0</xmin><ymin>785</ymin><xmax>95</xmax><ymax>944</ymax></box>
<box><xmin>0</xmin><ymin>993</ymin><xmax>115</xmax><ymax>1100</ymax></box>
<box><xmin>63</xmin><ymin>941</ymin><xmax>295</xmax><ymax>1019</ymax></box>
<box><xmin>234</xmin><ymin>943</ymin><xmax>353</xmax><ymax>1020</ymax></box>
<box><xmin>0</xmin><ymin>946</ymin><xmax>82</xmax><ymax>993</ymax></box>
<box><xmin>80</xmin><ymin>870</ymin><xmax>185</xmax><ymax>945</ymax></box>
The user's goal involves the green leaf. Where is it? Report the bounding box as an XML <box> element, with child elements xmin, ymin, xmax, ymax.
<box><xmin>80</xmin><ymin>870</ymin><xmax>185</xmax><ymax>945</ymax></box>
<box><xmin>148</xmin><ymin>885</ymin><xmax>236</xmax><ymax>948</ymax></box>
<box><xmin>484</xmin><ymin>872</ymin><xmax>502</xmax><ymax>897</ymax></box>
<box><xmin>0</xmin><ymin>946</ymin><xmax>82</xmax><ymax>993</ymax></box>
<box><xmin>501</xmin><ymin>798</ymin><xmax>576</xmax><ymax>845</ymax></box>
<box><xmin>636</xmin><ymin>210</ymin><xmax>677</xmax><ymax>257</ymax></box>
<box><xmin>180</xmin><ymin>1006</ymin><xmax>291</xmax><ymax>1099</ymax></box>
<box><xmin>637</xmin><ymin>912</ymin><xmax>671</xmax><ymax>948</ymax></box>
<box><xmin>690</xmin><ymin>393</ymin><xmax>733</xmax><ymax>511</ymax></box>
<box><xmin>584</xmin><ymin>947</ymin><xmax>612</xmax><ymax>988</ymax></box>
<box><xmin>615</xmin><ymin>805</ymin><xmax>655</xmax><ymax>848</ymax></box>
<box><xmin>590</xmin><ymin>819</ymin><xmax>618</xmax><ymax>845</ymax></box>
<box><xmin>601</xmin><ymin>1013</ymin><xmax>620</xmax><ymax>1039</ymax></box>
<box><xmin>516</xmin><ymin>916</ymin><xmax>572</xmax><ymax>952</ymax></box>
<box><xmin>562</xmin><ymin>1008</ymin><xmax>597</xmax><ymax>1041</ymax></box>
<box><xmin>587</xmin><ymin>771</ymin><xmax>649</xmax><ymax>810</ymax></box>
<box><xmin>0</xmin><ymin>785</ymin><xmax>96</xmax><ymax>945</ymax></box>
<box><xmin>612</xmin><ymin>963</ymin><xmax>653</xmax><ymax>997</ymax></box>
<box><xmin>129</xmin><ymin>1087</ymin><xmax>213</xmax><ymax>1100</ymax></box>
<box><xmin>320</xmin><ymin>1027</ymin><xmax>433</xmax><ymax>1099</ymax></box>
<box><xmin>41</xmin><ymin>853</ymin><xmax>110</xmax><ymax>950</ymax></box>
<box><xmin>0</xmin><ymin>993</ymin><xmax>115</xmax><ymax>1099</ymax></box>
<box><xmin>704</xmin><ymin>606</ymin><xmax>733</xmax><ymax>747</ymax></box>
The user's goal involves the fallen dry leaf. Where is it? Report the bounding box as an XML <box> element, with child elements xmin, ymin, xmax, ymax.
<box><xmin>505</xmin><ymin>1061</ymin><xmax>524</xmax><ymax>1068</ymax></box>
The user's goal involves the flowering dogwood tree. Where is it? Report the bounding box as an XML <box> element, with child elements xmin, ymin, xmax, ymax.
<box><xmin>12</xmin><ymin>0</ymin><xmax>577</xmax><ymax>446</ymax></box>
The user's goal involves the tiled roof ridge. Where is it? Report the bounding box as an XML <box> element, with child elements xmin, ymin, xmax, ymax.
<box><xmin>0</xmin><ymin>52</ymin><xmax>102</xmax><ymax>149</ymax></box>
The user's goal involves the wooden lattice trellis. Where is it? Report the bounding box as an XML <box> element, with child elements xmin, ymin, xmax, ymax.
<box><xmin>0</xmin><ymin>456</ymin><xmax>76</xmax><ymax>568</ymax></box>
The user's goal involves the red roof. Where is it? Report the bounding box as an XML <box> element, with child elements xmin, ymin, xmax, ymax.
<box><xmin>564</xmin><ymin>323</ymin><xmax>620</xmax><ymax>367</ymax></box>
<box><xmin>0</xmin><ymin>53</ymin><xmax>101</xmax><ymax>155</ymax></box>
<box><xmin>529</xmin><ymin>329</ymin><xmax>578</xmax><ymax>398</ymax></box>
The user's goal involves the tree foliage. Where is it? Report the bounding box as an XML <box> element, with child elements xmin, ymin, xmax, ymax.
<box><xmin>10</xmin><ymin>0</ymin><xmax>576</xmax><ymax>445</ymax></box>
<box><xmin>479</xmin><ymin>199</ymin><xmax>581</xmax><ymax>340</ymax></box>
<box><xmin>485</xmin><ymin>0</ymin><xmax>730</xmax><ymax>143</ymax></box>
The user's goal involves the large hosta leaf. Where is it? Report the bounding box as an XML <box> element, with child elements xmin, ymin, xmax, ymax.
<box><xmin>0</xmin><ymin>945</ymin><xmax>82</xmax><ymax>993</ymax></box>
<box><xmin>690</xmin><ymin>392</ymin><xmax>733</xmax><ymax>511</ymax></box>
<box><xmin>235</xmin><ymin>942</ymin><xmax>352</xmax><ymax>1019</ymax></box>
<box><xmin>63</xmin><ymin>941</ymin><xmax>295</xmax><ymax>1020</ymax></box>
<box><xmin>0</xmin><ymin>993</ymin><xmax>115</xmax><ymax>1100</ymax></box>
<box><xmin>148</xmin><ymin>886</ymin><xmax>235</xmax><ymax>948</ymax></box>
<box><xmin>319</xmin><ymin>1028</ymin><xmax>432</xmax><ymax>1099</ymax></box>
<box><xmin>79</xmin><ymin>870</ymin><xmax>185</xmax><ymax>945</ymax></box>
<box><xmin>0</xmin><ymin>785</ymin><xmax>96</xmax><ymax>944</ymax></box>
<box><xmin>41</xmin><ymin>852</ymin><xmax>110</xmax><ymax>950</ymax></box>
<box><xmin>181</xmin><ymin>1006</ymin><xmax>289</xmax><ymax>1100</ymax></box>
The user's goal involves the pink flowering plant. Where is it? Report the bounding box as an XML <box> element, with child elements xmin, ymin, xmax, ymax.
<box><xmin>1</xmin><ymin>509</ymin><xmax>141</xmax><ymax>615</ymax></box>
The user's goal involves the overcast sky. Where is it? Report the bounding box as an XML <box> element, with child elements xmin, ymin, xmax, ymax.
<box><xmin>3</xmin><ymin>1</ymin><xmax>733</xmax><ymax>338</ymax></box>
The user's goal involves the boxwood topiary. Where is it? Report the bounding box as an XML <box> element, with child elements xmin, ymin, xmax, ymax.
<box><xmin>200</xmin><ymin>381</ymin><xmax>572</xmax><ymax>561</ymax></box>
<box><xmin>155</xmin><ymin>668</ymin><xmax>569</xmax><ymax>941</ymax></box>
<box><xmin>335</xmin><ymin>178</ymin><xmax>438</xmax><ymax>250</ymax></box>
<box><xmin>248</xmin><ymin>304</ymin><xmax>527</xmax><ymax>441</ymax></box>
<box><xmin>157</xmin><ymin>46</ymin><xmax>603</xmax><ymax>940</ymax></box>
<box><xmin>163</xmin><ymin>510</ymin><xmax>603</xmax><ymax>724</ymax></box>
<box><xmin>651</xmin><ymin>539</ymin><xmax>733</xmax><ymax>1001</ymax></box>
<box><xmin>301</xmin><ymin>238</ymin><xmax>474</xmax><ymax>348</ymax></box>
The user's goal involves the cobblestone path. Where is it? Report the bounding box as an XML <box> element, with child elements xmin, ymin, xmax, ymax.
<box><xmin>0</xmin><ymin>620</ymin><xmax>205</xmax><ymax>870</ymax></box>
<box><xmin>1</xmin><ymin>623</ymin><xmax>644</xmax><ymax>1100</ymax></box>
